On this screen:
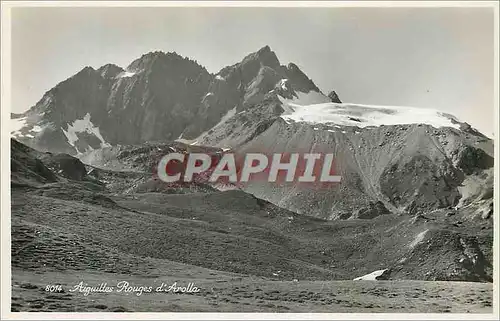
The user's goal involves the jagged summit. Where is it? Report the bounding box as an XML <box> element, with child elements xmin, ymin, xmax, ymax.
<box><xmin>252</xmin><ymin>45</ymin><xmax>281</xmax><ymax>69</ymax></box>
<box><xmin>97</xmin><ymin>63</ymin><xmax>122</xmax><ymax>71</ymax></box>
<box><xmin>80</xmin><ymin>66</ymin><xmax>95</xmax><ymax>73</ymax></box>
<box><xmin>97</xmin><ymin>63</ymin><xmax>124</xmax><ymax>79</ymax></box>
<box><xmin>11</xmin><ymin>43</ymin><xmax>487</xmax><ymax>166</ymax></box>
<box><xmin>126</xmin><ymin>50</ymin><xmax>209</xmax><ymax>74</ymax></box>
<box><xmin>258</xmin><ymin>44</ymin><xmax>272</xmax><ymax>53</ymax></box>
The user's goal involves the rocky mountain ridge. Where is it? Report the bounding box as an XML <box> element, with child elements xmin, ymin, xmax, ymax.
<box><xmin>12</xmin><ymin>46</ymin><xmax>330</xmax><ymax>155</ymax></box>
<box><xmin>10</xmin><ymin>45</ymin><xmax>494</xmax><ymax>223</ymax></box>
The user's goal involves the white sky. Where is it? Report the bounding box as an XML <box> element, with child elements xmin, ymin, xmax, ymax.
<box><xmin>11</xmin><ymin>6</ymin><xmax>495</xmax><ymax>135</ymax></box>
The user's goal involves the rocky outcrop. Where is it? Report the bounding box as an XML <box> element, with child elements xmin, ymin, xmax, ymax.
<box><xmin>454</xmin><ymin>145</ymin><xmax>494</xmax><ymax>175</ymax></box>
<box><xmin>11</xmin><ymin>139</ymin><xmax>58</xmax><ymax>185</ymax></box>
<box><xmin>327</xmin><ymin>90</ymin><xmax>342</xmax><ymax>103</ymax></box>
<box><xmin>39</xmin><ymin>153</ymin><xmax>88</xmax><ymax>181</ymax></box>
<box><xmin>351</xmin><ymin>201</ymin><xmax>390</xmax><ymax>219</ymax></box>
<box><xmin>11</xmin><ymin>138</ymin><xmax>91</xmax><ymax>184</ymax></box>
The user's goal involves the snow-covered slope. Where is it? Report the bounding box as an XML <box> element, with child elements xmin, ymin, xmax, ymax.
<box><xmin>279</xmin><ymin>95</ymin><xmax>461</xmax><ymax>130</ymax></box>
<box><xmin>353</xmin><ymin>269</ymin><xmax>388</xmax><ymax>281</ymax></box>
<box><xmin>192</xmin><ymin>85</ymin><xmax>493</xmax><ymax>219</ymax></box>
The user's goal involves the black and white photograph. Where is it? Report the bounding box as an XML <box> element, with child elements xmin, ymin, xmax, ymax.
<box><xmin>1</xmin><ymin>1</ymin><xmax>498</xmax><ymax>318</ymax></box>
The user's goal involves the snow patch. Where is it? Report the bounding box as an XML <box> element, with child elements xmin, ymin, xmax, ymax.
<box><xmin>353</xmin><ymin>269</ymin><xmax>388</xmax><ymax>281</ymax></box>
<box><xmin>398</xmin><ymin>257</ymin><xmax>407</xmax><ymax>264</ymax></box>
<box><xmin>203</xmin><ymin>92</ymin><xmax>214</xmax><ymax>99</ymax></box>
<box><xmin>175</xmin><ymin>138</ymin><xmax>197</xmax><ymax>145</ymax></box>
<box><xmin>280</xmin><ymin>102</ymin><xmax>296</xmax><ymax>115</ymax></box>
<box><xmin>277</xmin><ymin>79</ymin><xmax>289</xmax><ymax>91</ymax></box>
<box><xmin>280</xmin><ymin>100</ymin><xmax>462</xmax><ymax>130</ymax></box>
<box><xmin>61</xmin><ymin>113</ymin><xmax>111</xmax><ymax>150</ymax></box>
<box><xmin>215</xmin><ymin>75</ymin><xmax>225</xmax><ymax>81</ymax></box>
<box><xmin>409</xmin><ymin>229</ymin><xmax>429</xmax><ymax>248</ymax></box>
<box><xmin>278</xmin><ymin>91</ymin><xmax>330</xmax><ymax>115</ymax></box>
<box><xmin>116</xmin><ymin>71</ymin><xmax>136</xmax><ymax>78</ymax></box>
<box><xmin>10</xmin><ymin>116</ymin><xmax>47</xmax><ymax>137</ymax></box>
<box><xmin>11</xmin><ymin>116</ymin><xmax>28</xmax><ymax>136</ymax></box>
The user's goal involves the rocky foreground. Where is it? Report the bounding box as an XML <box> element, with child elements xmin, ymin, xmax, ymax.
<box><xmin>11</xmin><ymin>269</ymin><xmax>493</xmax><ymax>313</ymax></box>
<box><xmin>10</xmin><ymin>139</ymin><xmax>494</xmax><ymax>313</ymax></box>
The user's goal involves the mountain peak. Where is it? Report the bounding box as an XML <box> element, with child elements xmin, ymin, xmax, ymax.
<box><xmin>328</xmin><ymin>90</ymin><xmax>342</xmax><ymax>103</ymax></box>
<box><xmin>15</xmin><ymin>46</ymin><xmax>325</xmax><ymax>154</ymax></box>
<box><xmin>238</xmin><ymin>45</ymin><xmax>280</xmax><ymax>71</ymax></box>
<box><xmin>127</xmin><ymin>51</ymin><xmax>167</xmax><ymax>70</ymax></box>
<box><xmin>257</xmin><ymin>45</ymin><xmax>272</xmax><ymax>54</ymax></box>
<box><xmin>98</xmin><ymin>63</ymin><xmax>122</xmax><ymax>70</ymax></box>
<box><xmin>127</xmin><ymin>50</ymin><xmax>207</xmax><ymax>73</ymax></box>
<box><xmin>63</xmin><ymin>66</ymin><xmax>98</xmax><ymax>82</ymax></box>
<box><xmin>97</xmin><ymin>63</ymin><xmax>124</xmax><ymax>78</ymax></box>
<box><xmin>284</xmin><ymin>63</ymin><xmax>320</xmax><ymax>93</ymax></box>
<box><xmin>79</xmin><ymin>66</ymin><xmax>95</xmax><ymax>74</ymax></box>
<box><xmin>137</xmin><ymin>50</ymin><xmax>190</xmax><ymax>62</ymax></box>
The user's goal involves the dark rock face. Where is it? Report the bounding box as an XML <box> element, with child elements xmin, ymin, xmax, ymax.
<box><xmin>328</xmin><ymin>90</ymin><xmax>342</xmax><ymax>103</ymax></box>
<box><xmin>455</xmin><ymin>145</ymin><xmax>494</xmax><ymax>175</ymax></box>
<box><xmin>380</xmin><ymin>155</ymin><xmax>463</xmax><ymax>214</ymax></box>
<box><xmin>39</xmin><ymin>153</ymin><xmax>88</xmax><ymax>181</ymax></box>
<box><xmin>11</xmin><ymin>138</ymin><xmax>91</xmax><ymax>184</ymax></box>
<box><xmin>282</xmin><ymin>62</ymin><xmax>320</xmax><ymax>93</ymax></box>
<box><xmin>11</xmin><ymin>139</ymin><xmax>58</xmax><ymax>185</ymax></box>
<box><xmin>187</xmin><ymin>46</ymin><xmax>325</xmax><ymax>139</ymax></box>
<box><xmin>389</xmin><ymin>229</ymin><xmax>493</xmax><ymax>282</ymax></box>
<box><xmin>352</xmin><ymin>201</ymin><xmax>390</xmax><ymax>219</ymax></box>
<box><xmin>97</xmin><ymin>64</ymin><xmax>124</xmax><ymax>79</ymax></box>
<box><xmin>13</xmin><ymin>46</ymin><xmax>326</xmax><ymax>155</ymax></box>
